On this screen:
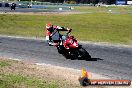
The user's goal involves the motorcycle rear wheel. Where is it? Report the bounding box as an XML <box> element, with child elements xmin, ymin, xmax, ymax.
<box><xmin>79</xmin><ymin>48</ymin><xmax>91</xmax><ymax>60</ymax></box>
<box><xmin>57</xmin><ymin>45</ymin><xmax>64</xmax><ymax>54</ymax></box>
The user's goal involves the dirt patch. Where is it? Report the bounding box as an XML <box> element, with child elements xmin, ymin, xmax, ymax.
<box><xmin>0</xmin><ymin>57</ymin><xmax>81</xmax><ymax>88</ymax></box>
<box><xmin>0</xmin><ymin>57</ymin><xmax>131</xmax><ymax>88</ymax></box>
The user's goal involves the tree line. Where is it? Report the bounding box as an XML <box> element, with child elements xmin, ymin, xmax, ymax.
<box><xmin>19</xmin><ymin>0</ymin><xmax>128</xmax><ymax>5</ymax></box>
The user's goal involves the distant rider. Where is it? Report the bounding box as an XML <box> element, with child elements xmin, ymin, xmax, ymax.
<box><xmin>45</xmin><ymin>23</ymin><xmax>72</xmax><ymax>46</ymax></box>
<box><xmin>11</xmin><ymin>3</ymin><xmax>16</xmax><ymax>10</ymax></box>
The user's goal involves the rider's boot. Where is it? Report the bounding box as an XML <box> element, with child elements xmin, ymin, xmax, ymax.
<box><xmin>48</xmin><ymin>41</ymin><xmax>58</xmax><ymax>46</ymax></box>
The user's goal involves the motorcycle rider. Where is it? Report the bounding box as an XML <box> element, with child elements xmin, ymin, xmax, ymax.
<box><xmin>45</xmin><ymin>23</ymin><xmax>72</xmax><ymax>46</ymax></box>
<box><xmin>11</xmin><ymin>3</ymin><xmax>16</xmax><ymax>10</ymax></box>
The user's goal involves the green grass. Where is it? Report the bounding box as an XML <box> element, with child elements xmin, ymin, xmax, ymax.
<box><xmin>0</xmin><ymin>60</ymin><xmax>58</xmax><ymax>88</ymax></box>
<box><xmin>0</xmin><ymin>6</ymin><xmax>132</xmax><ymax>45</ymax></box>
<box><xmin>0</xmin><ymin>74</ymin><xmax>58</xmax><ymax>88</ymax></box>
<box><xmin>0</xmin><ymin>59</ymin><xmax>61</xmax><ymax>88</ymax></box>
<box><xmin>0</xmin><ymin>60</ymin><xmax>11</xmax><ymax>67</ymax></box>
<box><xmin>73</xmin><ymin>6</ymin><xmax>132</xmax><ymax>13</ymax></box>
<box><xmin>0</xmin><ymin>73</ymin><xmax>58</xmax><ymax>88</ymax></box>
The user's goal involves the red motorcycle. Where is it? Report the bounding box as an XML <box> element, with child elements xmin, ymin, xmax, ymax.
<box><xmin>56</xmin><ymin>32</ymin><xmax>91</xmax><ymax>60</ymax></box>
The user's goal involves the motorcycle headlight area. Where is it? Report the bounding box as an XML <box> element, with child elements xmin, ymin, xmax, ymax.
<box><xmin>73</xmin><ymin>42</ymin><xmax>78</xmax><ymax>47</ymax></box>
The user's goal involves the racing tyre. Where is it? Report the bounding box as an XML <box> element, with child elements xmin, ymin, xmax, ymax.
<box><xmin>63</xmin><ymin>53</ymin><xmax>71</xmax><ymax>59</ymax></box>
<box><xmin>57</xmin><ymin>46</ymin><xmax>63</xmax><ymax>54</ymax></box>
<box><xmin>79</xmin><ymin>48</ymin><xmax>91</xmax><ymax>60</ymax></box>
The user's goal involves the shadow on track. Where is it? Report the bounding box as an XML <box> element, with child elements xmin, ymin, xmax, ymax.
<box><xmin>86</xmin><ymin>58</ymin><xmax>103</xmax><ymax>61</ymax></box>
<box><xmin>78</xmin><ymin>57</ymin><xmax>104</xmax><ymax>61</ymax></box>
<box><xmin>65</xmin><ymin>56</ymin><xmax>104</xmax><ymax>61</ymax></box>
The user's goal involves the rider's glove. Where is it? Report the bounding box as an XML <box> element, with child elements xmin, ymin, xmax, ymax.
<box><xmin>57</xmin><ymin>26</ymin><xmax>63</xmax><ymax>29</ymax></box>
<box><xmin>67</xmin><ymin>28</ymin><xmax>72</xmax><ymax>32</ymax></box>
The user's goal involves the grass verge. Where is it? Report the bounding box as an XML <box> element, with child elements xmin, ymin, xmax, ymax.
<box><xmin>0</xmin><ymin>59</ymin><xmax>58</xmax><ymax>88</ymax></box>
<box><xmin>0</xmin><ymin>73</ymin><xmax>58</xmax><ymax>88</ymax></box>
<box><xmin>0</xmin><ymin>58</ymin><xmax>81</xmax><ymax>88</ymax></box>
<box><xmin>0</xmin><ymin>60</ymin><xmax>11</xmax><ymax>67</ymax></box>
<box><xmin>0</xmin><ymin>6</ymin><xmax>132</xmax><ymax>45</ymax></box>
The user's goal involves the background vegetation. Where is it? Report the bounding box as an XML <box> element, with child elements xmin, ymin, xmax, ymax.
<box><xmin>0</xmin><ymin>58</ymin><xmax>79</xmax><ymax>88</ymax></box>
<box><xmin>0</xmin><ymin>59</ymin><xmax>58</xmax><ymax>88</ymax></box>
<box><xmin>0</xmin><ymin>6</ymin><xmax>132</xmax><ymax>45</ymax></box>
<box><xmin>7</xmin><ymin>0</ymin><xmax>130</xmax><ymax>5</ymax></box>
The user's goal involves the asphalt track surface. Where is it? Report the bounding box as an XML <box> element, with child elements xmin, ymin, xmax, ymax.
<box><xmin>0</xmin><ymin>36</ymin><xmax>132</xmax><ymax>80</ymax></box>
<box><xmin>0</xmin><ymin>7</ymin><xmax>70</xmax><ymax>13</ymax></box>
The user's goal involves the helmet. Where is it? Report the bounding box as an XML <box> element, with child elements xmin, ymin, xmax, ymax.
<box><xmin>46</xmin><ymin>23</ymin><xmax>52</xmax><ymax>29</ymax></box>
